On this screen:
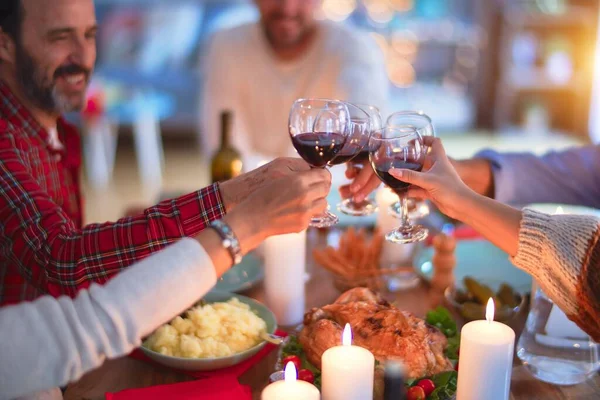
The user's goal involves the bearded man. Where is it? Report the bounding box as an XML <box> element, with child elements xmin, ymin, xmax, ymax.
<box><xmin>0</xmin><ymin>0</ymin><xmax>320</xmax><ymax>305</ymax></box>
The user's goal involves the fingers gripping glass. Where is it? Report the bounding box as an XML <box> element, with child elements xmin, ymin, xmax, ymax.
<box><xmin>368</xmin><ymin>127</ymin><xmax>428</xmax><ymax>243</ymax></box>
<box><xmin>385</xmin><ymin>111</ymin><xmax>435</xmax><ymax>220</ymax></box>
<box><xmin>289</xmin><ymin>98</ymin><xmax>350</xmax><ymax>228</ymax></box>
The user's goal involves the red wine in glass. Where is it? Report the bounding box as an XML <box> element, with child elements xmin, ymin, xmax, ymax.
<box><xmin>289</xmin><ymin>98</ymin><xmax>350</xmax><ymax>228</ymax></box>
<box><xmin>350</xmin><ymin>150</ymin><xmax>370</xmax><ymax>164</ymax></box>
<box><xmin>291</xmin><ymin>132</ymin><xmax>346</xmax><ymax>167</ymax></box>
<box><xmin>368</xmin><ymin>126</ymin><xmax>428</xmax><ymax>244</ymax></box>
<box><xmin>329</xmin><ymin>143</ymin><xmax>363</xmax><ymax>165</ymax></box>
<box><xmin>371</xmin><ymin>159</ymin><xmax>422</xmax><ymax>195</ymax></box>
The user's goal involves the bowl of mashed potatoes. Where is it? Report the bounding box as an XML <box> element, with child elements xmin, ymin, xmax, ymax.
<box><xmin>140</xmin><ymin>290</ymin><xmax>277</xmax><ymax>371</ymax></box>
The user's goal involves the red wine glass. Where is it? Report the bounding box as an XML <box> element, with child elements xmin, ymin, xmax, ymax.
<box><xmin>368</xmin><ymin>126</ymin><xmax>428</xmax><ymax>243</ymax></box>
<box><xmin>289</xmin><ymin>98</ymin><xmax>350</xmax><ymax>228</ymax></box>
<box><xmin>334</xmin><ymin>103</ymin><xmax>382</xmax><ymax>216</ymax></box>
<box><xmin>385</xmin><ymin>111</ymin><xmax>436</xmax><ymax>220</ymax></box>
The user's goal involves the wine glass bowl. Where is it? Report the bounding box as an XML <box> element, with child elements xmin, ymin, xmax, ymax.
<box><xmin>289</xmin><ymin>98</ymin><xmax>350</xmax><ymax>228</ymax></box>
<box><xmin>385</xmin><ymin>111</ymin><xmax>435</xmax><ymax>220</ymax></box>
<box><xmin>328</xmin><ymin>103</ymin><xmax>370</xmax><ymax>166</ymax></box>
<box><xmin>386</xmin><ymin>111</ymin><xmax>435</xmax><ymax>140</ymax></box>
<box><xmin>368</xmin><ymin>127</ymin><xmax>428</xmax><ymax>244</ymax></box>
<box><xmin>335</xmin><ymin>103</ymin><xmax>383</xmax><ymax>217</ymax></box>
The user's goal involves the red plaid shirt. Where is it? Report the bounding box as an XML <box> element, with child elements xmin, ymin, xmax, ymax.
<box><xmin>0</xmin><ymin>81</ymin><xmax>226</xmax><ymax>305</ymax></box>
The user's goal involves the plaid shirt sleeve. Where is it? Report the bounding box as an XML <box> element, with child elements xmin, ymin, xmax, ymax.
<box><xmin>0</xmin><ymin>134</ymin><xmax>226</xmax><ymax>298</ymax></box>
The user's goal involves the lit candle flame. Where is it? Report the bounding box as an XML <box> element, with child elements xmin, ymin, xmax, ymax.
<box><xmin>284</xmin><ymin>361</ymin><xmax>297</xmax><ymax>383</ymax></box>
<box><xmin>555</xmin><ymin>206</ymin><xmax>564</xmax><ymax>215</ymax></box>
<box><xmin>342</xmin><ymin>323</ymin><xmax>352</xmax><ymax>346</ymax></box>
<box><xmin>486</xmin><ymin>298</ymin><xmax>495</xmax><ymax>323</ymax></box>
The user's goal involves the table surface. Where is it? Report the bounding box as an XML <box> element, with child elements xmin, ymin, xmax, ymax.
<box><xmin>65</xmin><ymin>229</ymin><xmax>600</xmax><ymax>400</ymax></box>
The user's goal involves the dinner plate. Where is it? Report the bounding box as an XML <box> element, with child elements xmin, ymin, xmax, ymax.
<box><xmin>140</xmin><ymin>290</ymin><xmax>277</xmax><ymax>371</ymax></box>
<box><xmin>414</xmin><ymin>239</ymin><xmax>532</xmax><ymax>291</ymax></box>
<box><xmin>214</xmin><ymin>252</ymin><xmax>263</xmax><ymax>293</ymax></box>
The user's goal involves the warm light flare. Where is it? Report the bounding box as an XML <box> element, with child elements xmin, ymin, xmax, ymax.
<box><xmin>486</xmin><ymin>298</ymin><xmax>495</xmax><ymax>323</ymax></box>
<box><xmin>284</xmin><ymin>361</ymin><xmax>297</xmax><ymax>383</ymax></box>
<box><xmin>322</xmin><ymin>0</ymin><xmax>357</xmax><ymax>22</ymax></box>
<box><xmin>342</xmin><ymin>323</ymin><xmax>352</xmax><ymax>346</ymax></box>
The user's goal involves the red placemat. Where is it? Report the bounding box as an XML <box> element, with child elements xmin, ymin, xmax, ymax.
<box><xmin>129</xmin><ymin>330</ymin><xmax>287</xmax><ymax>379</ymax></box>
<box><xmin>105</xmin><ymin>375</ymin><xmax>251</xmax><ymax>400</ymax></box>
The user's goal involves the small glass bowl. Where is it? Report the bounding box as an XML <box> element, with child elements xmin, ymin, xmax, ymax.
<box><xmin>444</xmin><ymin>282</ymin><xmax>526</xmax><ymax>323</ymax></box>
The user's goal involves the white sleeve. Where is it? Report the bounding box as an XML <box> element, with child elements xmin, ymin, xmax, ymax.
<box><xmin>0</xmin><ymin>238</ymin><xmax>217</xmax><ymax>400</ymax></box>
<box><xmin>335</xmin><ymin>31</ymin><xmax>389</xmax><ymax>116</ymax></box>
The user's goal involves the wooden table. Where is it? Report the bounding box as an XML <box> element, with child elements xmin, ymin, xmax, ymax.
<box><xmin>65</xmin><ymin>229</ymin><xmax>600</xmax><ymax>400</ymax></box>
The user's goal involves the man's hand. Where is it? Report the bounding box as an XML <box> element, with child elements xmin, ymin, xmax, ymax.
<box><xmin>225</xmin><ymin>167</ymin><xmax>332</xmax><ymax>251</ymax></box>
<box><xmin>218</xmin><ymin>158</ymin><xmax>311</xmax><ymax>212</ymax></box>
<box><xmin>339</xmin><ymin>160</ymin><xmax>381</xmax><ymax>203</ymax></box>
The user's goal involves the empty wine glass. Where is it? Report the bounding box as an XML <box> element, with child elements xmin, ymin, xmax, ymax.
<box><xmin>289</xmin><ymin>98</ymin><xmax>350</xmax><ymax>228</ymax></box>
<box><xmin>368</xmin><ymin>126</ymin><xmax>428</xmax><ymax>243</ymax></box>
<box><xmin>335</xmin><ymin>103</ymin><xmax>382</xmax><ymax>216</ymax></box>
<box><xmin>386</xmin><ymin>111</ymin><xmax>436</xmax><ymax>220</ymax></box>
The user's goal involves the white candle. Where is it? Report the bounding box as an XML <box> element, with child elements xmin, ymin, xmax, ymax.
<box><xmin>457</xmin><ymin>299</ymin><xmax>515</xmax><ymax>400</ymax></box>
<box><xmin>322</xmin><ymin>324</ymin><xmax>375</xmax><ymax>400</ymax></box>
<box><xmin>261</xmin><ymin>362</ymin><xmax>320</xmax><ymax>400</ymax></box>
<box><xmin>263</xmin><ymin>231</ymin><xmax>307</xmax><ymax>326</ymax></box>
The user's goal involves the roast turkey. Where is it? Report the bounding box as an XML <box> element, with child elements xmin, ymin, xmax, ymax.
<box><xmin>299</xmin><ymin>288</ymin><xmax>454</xmax><ymax>379</ymax></box>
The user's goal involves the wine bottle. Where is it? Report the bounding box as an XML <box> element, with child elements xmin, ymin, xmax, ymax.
<box><xmin>384</xmin><ymin>360</ymin><xmax>407</xmax><ymax>400</ymax></box>
<box><xmin>210</xmin><ymin>110</ymin><xmax>243</xmax><ymax>183</ymax></box>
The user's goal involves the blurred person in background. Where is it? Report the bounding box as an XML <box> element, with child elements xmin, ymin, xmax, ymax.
<box><xmin>200</xmin><ymin>0</ymin><xmax>388</xmax><ymax>168</ymax></box>
<box><xmin>0</xmin><ymin>0</ymin><xmax>330</xmax><ymax>307</ymax></box>
<box><xmin>452</xmin><ymin>146</ymin><xmax>600</xmax><ymax>208</ymax></box>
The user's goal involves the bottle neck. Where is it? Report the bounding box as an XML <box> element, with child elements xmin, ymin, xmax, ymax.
<box><xmin>220</xmin><ymin>111</ymin><xmax>232</xmax><ymax>148</ymax></box>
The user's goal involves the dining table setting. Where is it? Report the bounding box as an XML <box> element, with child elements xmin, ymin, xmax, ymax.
<box><xmin>65</xmin><ymin>101</ymin><xmax>600</xmax><ymax>400</ymax></box>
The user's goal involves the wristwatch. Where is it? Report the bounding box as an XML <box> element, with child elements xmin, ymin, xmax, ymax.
<box><xmin>209</xmin><ymin>219</ymin><xmax>243</xmax><ymax>265</ymax></box>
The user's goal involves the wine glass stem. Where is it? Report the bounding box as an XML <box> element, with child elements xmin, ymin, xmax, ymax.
<box><xmin>400</xmin><ymin>195</ymin><xmax>412</xmax><ymax>227</ymax></box>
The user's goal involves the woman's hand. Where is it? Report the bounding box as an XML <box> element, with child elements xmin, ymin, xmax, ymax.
<box><xmin>388</xmin><ymin>137</ymin><xmax>473</xmax><ymax>220</ymax></box>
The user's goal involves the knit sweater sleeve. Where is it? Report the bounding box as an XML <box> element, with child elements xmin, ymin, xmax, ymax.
<box><xmin>512</xmin><ymin>209</ymin><xmax>600</xmax><ymax>341</ymax></box>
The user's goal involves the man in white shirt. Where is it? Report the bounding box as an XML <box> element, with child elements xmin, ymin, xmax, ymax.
<box><xmin>200</xmin><ymin>0</ymin><xmax>389</xmax><ymax>168</ymax></box>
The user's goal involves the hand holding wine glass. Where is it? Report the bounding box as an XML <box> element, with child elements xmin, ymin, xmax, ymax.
<box><xmin>237</xmin><ymin>166</ymin><xmax>332</xmax><ymax>241</ymax></box>
<box><xmin>218</xmin><ymin>157</ymin><xmax>312</xmax><ymax>212</ymax></box>
<box><xmin>368</xmin><ymin>126</ymin><xmax>428</xmax><ymax>243</ymax></box>
<box><xmin>388</xmin><ymin>136</ymin><xmax>472</xmax><ymax>221</ymax></box>
<box><xmin>385</xmin><ymin>111</ymin><xmax>436</xmax><ymax>219</ymax></box>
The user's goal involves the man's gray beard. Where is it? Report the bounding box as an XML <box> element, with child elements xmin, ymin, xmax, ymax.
<box><xmin>16</xmin><ymin>47</ymin><xmax>86</xmax><ymax>114</ymax></box>
<box><xmin>51</xmin><ymin>85</ymin><xmax>85</xmax><ymax>113</ymax></box>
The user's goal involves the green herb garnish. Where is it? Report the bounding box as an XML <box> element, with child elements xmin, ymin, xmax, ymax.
<box><xmin>426</xmin><ymin>306</ymin><xmax>460</xmax><ymax>360</ymax></box>
<box><xmin>406</xmin><ymin>307</ymin><xmax>460</xmax><ymax>399</ymax></box>
<box><xmin>426</xmin><ymin>306</ymin><xmax>458</xmax><ymax>338</ymax></box>
<box><xmin>429</xmin><ymin>371</ymin><xmax>458</xmax><ymax>400</ymax></box>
